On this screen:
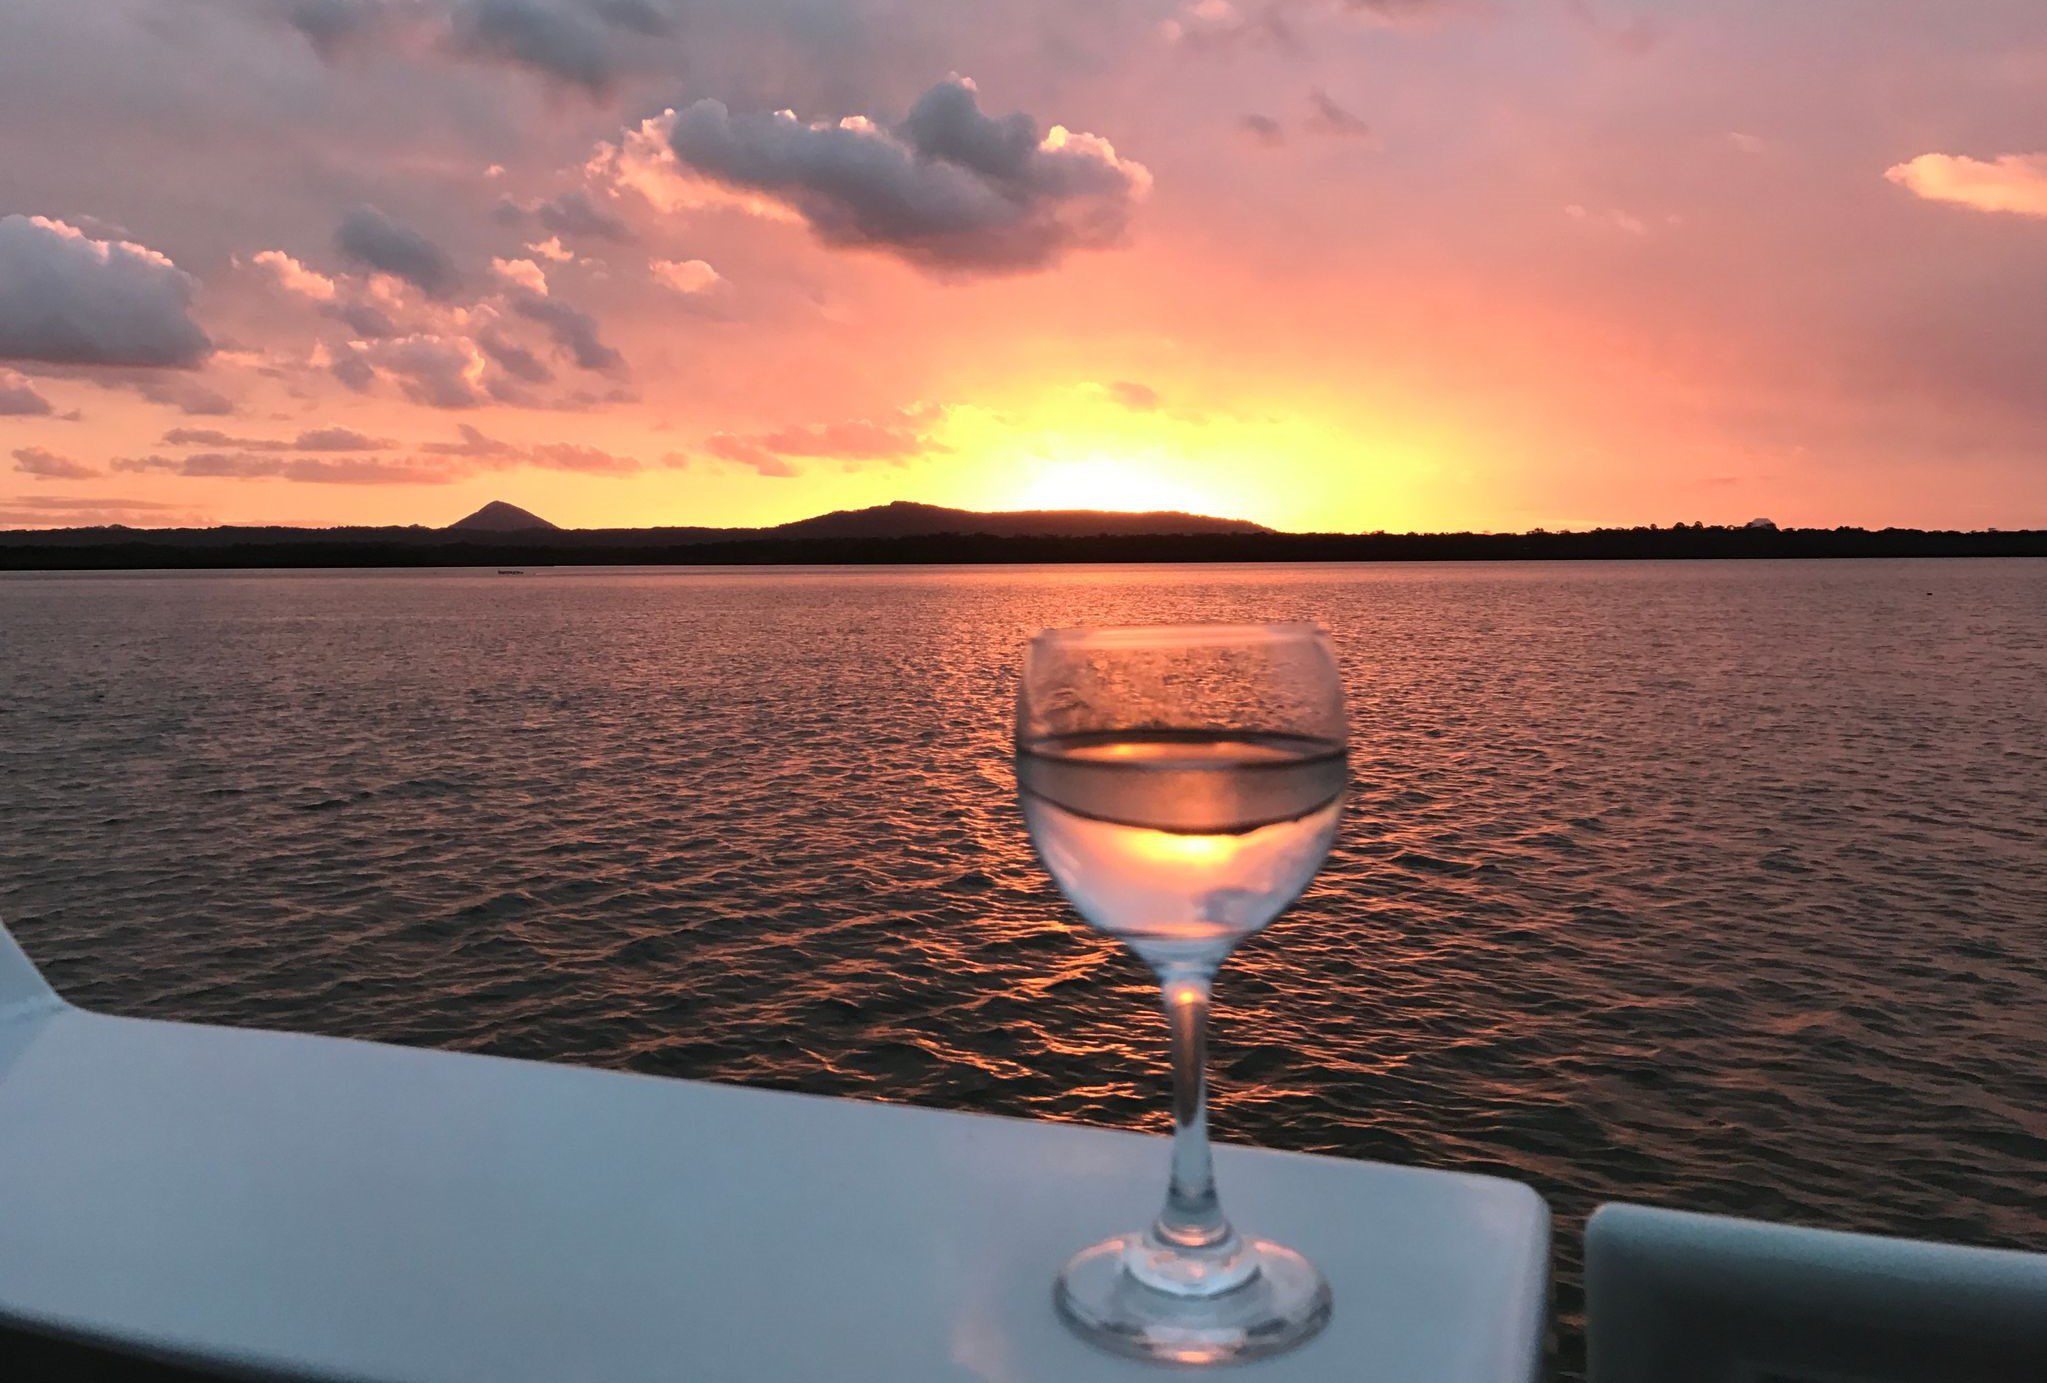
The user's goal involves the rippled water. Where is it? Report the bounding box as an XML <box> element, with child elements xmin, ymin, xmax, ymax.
<box><xmin>4</xmin><ymin>560</ymin><xmax>2045</xmax><ymax>1372</ymax></box>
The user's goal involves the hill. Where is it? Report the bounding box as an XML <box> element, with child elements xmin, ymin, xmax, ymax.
<box><xmin>446</xmin><ymin>501</ymin><xmax>558</xmax><ymax>533</ymax></box>
<box><xmin>769</xmin><ymin>500</ymin><xmax>1268</xmax><ymax>540</ymax></box>
<box><xmin>424</xmin><ymin>499</ymin><xmax>1267</xmax><ymax>542</ymax></box>
<box><xmin>3</xmin><ymin>507</ymin><xmax>2045</xmax><ymax>570</ymax></box>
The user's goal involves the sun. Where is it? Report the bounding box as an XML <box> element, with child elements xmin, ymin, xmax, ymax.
<box><xmin>1006</xmin><ymin>457</ymin><xmax>1222</xmax><ymax>515</ymax></box>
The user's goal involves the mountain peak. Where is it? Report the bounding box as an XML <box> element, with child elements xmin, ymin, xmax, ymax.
<box><xmin>446</xmin><ymin>501</ymin><xmax>558</xmax><ymax>533</ymax></box>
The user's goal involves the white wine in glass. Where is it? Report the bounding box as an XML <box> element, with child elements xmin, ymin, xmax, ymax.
<box><xmin>1016</xmin><ymin>623</ymin><xmax>1347</xmax><ymax>1364</ymax></box>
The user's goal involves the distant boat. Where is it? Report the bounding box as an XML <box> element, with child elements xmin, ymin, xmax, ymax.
<box><xmin>497</xmin><ymin>569</ymin><xmax>526</xmax><ymax>576</ymax></box>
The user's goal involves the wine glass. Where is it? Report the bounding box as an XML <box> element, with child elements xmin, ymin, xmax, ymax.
<box><xmin>1015</xmin><ymin>622</ymin><xmax>1347</xmax><ymax>1364</ymax></box>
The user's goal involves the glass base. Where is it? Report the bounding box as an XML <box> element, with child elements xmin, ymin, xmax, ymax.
<box><xmin>1054</xmin><ymin>1235</ymin><xmax>1332</xmax><ymax>1365</ymax></box>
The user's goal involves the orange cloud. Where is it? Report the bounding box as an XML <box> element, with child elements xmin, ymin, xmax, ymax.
<box><xmin>1885</xmin><ymin>153</ymin><xmax>2047</xmax><ymax>218</ymax></box>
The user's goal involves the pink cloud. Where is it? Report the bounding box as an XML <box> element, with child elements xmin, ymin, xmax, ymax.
<box><xmin>12</xmin><ymin>445</ymin><xmax>100</xmax><ymax>479</ymax></box>
<box><xmin>252</xmin><ymin>249</ymin><xmax>339</xmax><ymax>302</ymax></box>
<box><xmin>1885</xmin><ymin>153</ymin><xmax>2047</xmax><ymax>219</ymax></box>
<box><xmin>0</xmin><ymin>368</ymin><xmax>54</xmax><ymax>416</ymax></box>
<box><xmin>690</xmin><ymin>408</ymin><xmax>944</xmax><ymax>478</ymax></box>
<box><xmin>0</xmin><ymin>495</ymin><xmax>211</xmax><ymax>528</ymax></box>
<box><xmin>650</xmin><ymin>258</ymin><xmax>722</xmax><ymax>294</ymax></box>
<box><xmin>492</xmin><ymin>257</ymin><xmax>550</xmax><ymax>296</ymax></box>
<box><xmin>527</xmin><ymin>442</ymin><xmax>642</xmax><ymax>475</ymax></box>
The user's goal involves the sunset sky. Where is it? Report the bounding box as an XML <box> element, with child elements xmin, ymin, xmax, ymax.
<box><xmin>2</xmin><ymin>0</ymin><xmax>2044</xmax><ymax>532</ymax></box>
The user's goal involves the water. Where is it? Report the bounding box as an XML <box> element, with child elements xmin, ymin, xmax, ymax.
<box><xmin>2</xmin><ymin>560</ymin><xmax>2044</xmax><ymax>1375</ymax></box>
<box><xmin>1018</xmin><ymin>733</ymin><xmax>1345</xmax><ymax>957</ymax></box>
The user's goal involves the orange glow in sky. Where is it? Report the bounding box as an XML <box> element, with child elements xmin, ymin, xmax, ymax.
<box><xmin>1007</xmin><ymin>459</ymin><xmax>1218</xmax><ymax>516</ymax></box>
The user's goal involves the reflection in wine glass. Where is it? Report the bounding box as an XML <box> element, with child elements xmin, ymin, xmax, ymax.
<box><xmin>1016</xmin><ymin>622</ymin><xmax>1347</xmax><ymax>1364</ymax></box>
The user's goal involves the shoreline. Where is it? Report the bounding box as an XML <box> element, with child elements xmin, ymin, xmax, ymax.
<box><xmin>5</xmin><ymin>527</ymin><xmax>2046</xmax><ymax>572</ymax></box>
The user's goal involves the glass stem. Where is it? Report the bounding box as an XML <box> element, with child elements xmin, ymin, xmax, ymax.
<box><xmin>1150</xmin><ymin>966</ymin><xmax>1237</xmax><ymax>1258</ymax></box>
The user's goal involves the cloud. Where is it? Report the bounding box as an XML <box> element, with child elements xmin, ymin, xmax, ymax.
<box><xmin>3</xmin><ymin>495</ymin><xmax>186</xmax><ymax>510</ymax></box>
<box><xmin>586</xmin><ymin>113</ymin><xmax>805</xmax><ymax>222</ymax></box>
<box><xmin>478</xmin><ymin>327</ymin><xmax>555</xmax><ymax>382</ymax></box>
<box><xmin>127</xmin><ymin>373</ymin><xmax>237</xmax><ymax>414</ymax></box>
<box><xmin>1342</xmin><ymin>0</ymin><xmax>1449</xmax><ymax>13</ymax></box>
<box><xmin>252</xmin><ymin>249</ymin><xmax>340</xmax><ymax>302</ymax></box>
<box><xmin>115</xmin><ymin>451</ymin><xmax>277</xmax><ymax>478</ymax></box>
<box><xmin>1239</xmin><ymin>114</ymin><xmax>1285</xmax><ymax>148</ymax></box>
<box><xmin>492</xmin><ymin>257</ymin><xmax>550</xmax><ymax>295</ymax></box>
<box><xmin>1565</xmin><ymin>203</ymin><xmax>1649</xmax><ymax>235</ymax></box>
<box><xmin>0</xmin><ymin>495</ymin><xmax>210</xmax><ymax>529</ymax></box>
<box><xmin>680</xmin><ymin>440</ymin><xmax>798</xmax><ymax>477</ymax></box>
<box><xmin>12</xmin><ymin>445</ymin><xmax>100</xmax><ymax>479</ymax></box>
<box><xmin>532</xmin><ymin>189</ymin><xmax>635</xmax><ymax>242</ymax></box>
<box><xmin>692</xmin><ymin>407</ymin><xmax>942</xmax><ymax>476</ymax></box>
<box><xmin>0</xmin><ymin>215</ymin><xmax>212</xmax><ymax>367</ymax></box>
<box><xmin>494</xmin><ymin>189</ymin><xmax>637</xmax><ymax>245</ymax></box>
<box><xmin>649</xmin><ymin>258</ymin><xmax>722</xmax><ymax>294</ymax></box>
<box><xmin>528</xmin><ymin>236</ymin><xmax>574</xmax><ymax>262</ymax></box>
<box><xmin>332</xmin><ymin>333</ymin><xmax>490</xmax><ymax>407</ymax></box>
<box><xmin>1163</xmin><ymin>0</ymin><xmax>1451</xmax><ymax>50</ymax></box>
<box><xmin>1885</xmin><ymin>152</ymin><xmax>2047</xmax><ymax>219</ymax></box>
<box><xmin>287</xmin><ymin>0</ymin><xmax>426</xmax><ymax>60</ymax></box>
<box><xmin>161</xmin><ymin>427</ymin><xmax>283</xmax><ymax>449</ymax></box>
<box><xmin>450</xmin><ymin>0</ymin><xmax>649</xmax><ymax>96</ymax></box>
<box><xmin>563</xmin><ymin>383</ymin><xmax>638</xmax><ymax>409</ymax></box>
<box><xmin>527</xmin><ymin>441</ymin><xmax>640</xmax><ymax>473</ymax></box>
<box><xmin>1307</xmin><ymin>89</ymin><xmax>1374</xmax><ymax>140</ymax></box>
<box><xmin>1557</xmin><ymin>0</ymin><xmax>1660</xmax><ymax>54</ymax></box>
<box><xmin>657</xmin><ymin>76</ymin><xmax>1151</xmax><ymax>275</ymax></box>
<box><xmin>317</xmin><ymin>273</ymin><xmax>625</xmax><ymax>405</ymax></box>
<box><xmin>327</xmin><ymin>297</ymin><xmax>403</xmax><ymax>339</ymax></box>
<box><xmin>297</xmin><ymin>425</ymin><xmax>397</xmax><ymax>450</ymax></box>
<box><xmin>288</xmin><ymin>0</ymin><xmax>685</xmax><ymax>97</ymax></box>
<box><xmin>1160</xmin><ymin>0</ymin><xmax>1295</xmax><ymax>53</ymax></box>
<box><xmin>513</xmin><ymin>294</ymin><xmax>623</xmax><ymax>370</ymax></box>
<box><xmin>334</xmin><ymin>205</ymin><xmax>460</xmax><ymax>297</ymax></box>
<box><xmin>112</xmin><ymin>424</ymin><xmax>642</xmax><ymax>485</ymax></box>
<box><xmin>330</xmin><ymin>351</ymin><xmax>377</xmax><ymax>392</ymax></box>
<box><xmin>1107</xmin><ymin>380</ymin><xmax>1161</xmax><ymax>410</ymax></box>
<box><xmin>0</xmin><ymin>369</ymin><xmax>55</xmax><ymax>416</ymax></box>
<box><xmin>425</xmin><ymin>425</ymin><xmax>635</xmax><ymax>471</ymax></box>
<box><xmin>419</xmin><ymin>423</ymin><xmax>520</xmax><ymax>456</ymax></box>
<box><xmin>159</xmin><ymin>426</ymin><xmax>401</xmax><ymax>453</ymax></box>
<box><xmin>738</xmin><ymin>416</ymin><xmax>935</xmax><ymax>460</ymax></box>
<box><xmin>115</xmin><ymin>451</ymin><xmax>471</xmax><ymax>484</ymax></box>
<box><xmin>283</xmin><ymin>456</ymin><xmax>470</xmax><ymax>483</ymax></box>
<box><xmin>375</xmin><ymin>336</ymin><xmax>490</xmax><ymax>407</ymax></box>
